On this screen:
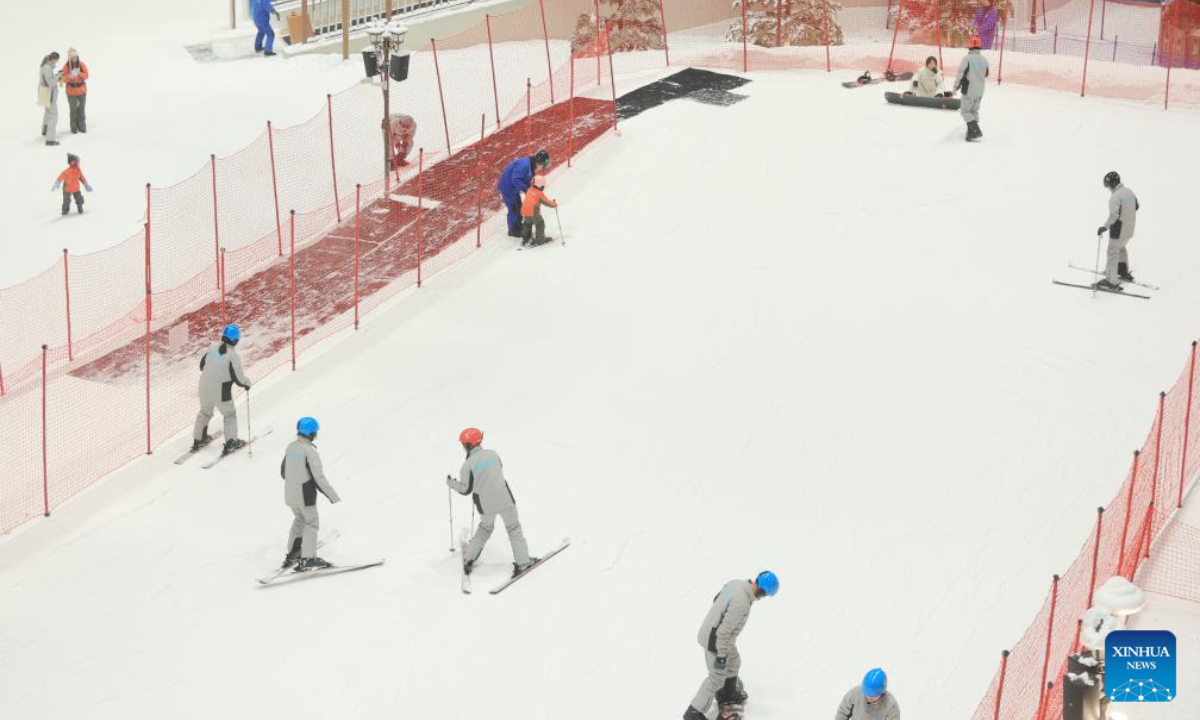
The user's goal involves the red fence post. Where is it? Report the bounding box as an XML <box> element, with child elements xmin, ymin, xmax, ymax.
<box><xmin>538</xmin><ymin>0</ymin><xmax>556</xmax><ymax>104</ymax></box>
<box><xmin>606</xmin><ymin>24</ymin><xmax>618</xmax><ymax>132</ymax></box>
<box><xmin>1072</xmin><ymin>618</ymin><xmax>1083</xmax><ymax>654</ymax></box>
<box><xmin>145</xmin><ymin>182</ymin><xmax>151</xmax><ymax>232</ymax></box>
<box><xmin>485</xmin><ymin>15</ymin><xmax>502</xmax><ymax>129</ymax></box>
<box><xmin>992</xmin><ymin>649</ymin><xmax>1010</xmax><ymax>720</ymax></box>
<box><xmin>289</xmin><ymin>210</ymin><xmax>296</xmax><ymax>371</ymax></box>
<box><xmin>526</xmin><ymin>79</ymin><xmax>533</xmax><ymax>153</ymax></box>
<box><xmin>659</xmin><ymin>0</ymin><xmax>670</xmax><ymax>66</ymax></box>
<box><xmin>211</xmin><ymin>154</ymin><xmax>221</xmax><ymax>288</ymax></box>
<box><xmin>776</xmin><ymin>0</ymin><xmax>783</xmax><ymax>48</ymax></box>
<box><xmin>998</xmin><ymin>16</ymin><xmax>1008</xmax><ymax>83</ymax></box>
<box><xmin>1181</xmin><ymin>341</ymin><xmax>1197</xmax><ymax>509</ymax></box>
<box><xmin>354</xmin><ymin>185</ymin><xmax>361</xmax><ymax>330</ymax></box>
<box><xmin>430</xmin><ymin>39</ymin><xmax>454</xmax><ymax>156</ymax></box>
<box><xmin>595</xmin><ymin>0</ymin><xmax>602</xmax><ymax>86</ymax></box>
<box><xmin>62</xmin><ymin>249</ymin><xmax>73</xmax><ymax>362</ymax></box>
<box><xmin>144</xmin><ymin>221</ymin><xmax>151</xmax><ymax>456</ymax></box>
<box><xmin>327</xmin><ymin>95</ymin><xmax>342</xmax><ymax>222</ymax></box>
<box><xmin>476</xmin><ymin>116</ymin><xmax>485</xmax><ymax>248</ymax></box>
<box><xmin>1118</xmin><ymin>450</ymin><xmax>1140</xmax><ymax>571</ymax></box>
<box><xmin>1035</xmin><ymin>574</ymin><xmax>1060</xmax><ymax>720</ymax></box>
<box><xmin>1163</xmin><ymin>5</ymin><xmax>1172</xmax><ymax>110</ymax></box>
<box><xmin>267</xmin><ymin>121</ymin><xmax>283</xmax><ymax>257</ymax></box>
<box><xmin>0</xmin><ymin>362</ymin><xmax>5</xmax><ymax>396</ymax></box>
<box><xmin>741</xmin><ymin>0</ymin><xmax>749</xmax><ymax>72</ymax></box>
<box><xmin>219</xmin><ymin>248</ymin><xmax>227</xmax><ymax>328</ymax></box>
<box><xmin>568</xmin><ymin>58</ymin><xmax>576</xmax><ymax>166</ymax></box>
<box><xmin>1031</xmin><ymin>0</ymin><xmax>1038</xmax><ymax>34</ymax></box>
<box><xmin>1088</xmin><ymin>506</ymin><xmax>1104</xmax><ymax>606</ymax></box>
<box><xmin>417</xmin><ymin>148</ymin><xmax>424</xmax><ymax>289</ymax></box>
<box><xmin>823</xmin><ymin>0</ymin><xmax>832</xmax><ymax>72</ymax></box>
<box><xmin>887</xmin><ymin>0</ymin><xmax>904</xmax><ymax>72</ymax></box>
<box><xmin>41</xmin><ymin>344</ymin><xmax>49</xmax><ymax>516</ymax></box>
<box><xmin>934</xmin><ymin>0</ymin><xmax>944</xmax><ymax>70</ymax></box>
<box><xmin>1152</xmin><ymin>391</ymin><xmax>1165</xmax><ymax>509</ymax></box>
<box><xmin>1081</xmin><ymin>0</ymin><xmax>1098</xmax><ymax>96</ymax></box>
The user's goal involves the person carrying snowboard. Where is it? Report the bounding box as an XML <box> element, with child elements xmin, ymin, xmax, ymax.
<box><xmin>281</xmin><ymin>417</ymin><xmax>341</xmax><ymax>571</ymax></box>
<box><xmin>683</xmin><ymin>571</ymin><xmax>780</xmax><ymax>720</ymax></box>
<box><xmin>446</xmin><ymin>428</ymin><xmax>537</xmax><ymax>577</ymax></box>
<box><xmin>520</xmin><ymin>175</ymin><xmax>559</xmax><ymax>248</ymax></box>
<box><xmin>192</xmin><ymin>324</ymin><xmax>252</xmax><ymax>454</ymax></box>
<box><xmin>52</xmin><ymin>153</ymin><xmax>91</xmax><ymax>215</ymax></box>
<box><xmin>953</xmin><ymin>36</ymin><xmax>989</xmax><ymax>141</ymax></box>
<box><xmin>834</xmin><ymin>669</ymin><xmax>901</xmax><ymax>720</ymax></box>
<box><xmin>497</xmin><ymin>149</ymin><xmax>550</xmax><ymax>238</ymax></box>
<box><xmin>1095</xmin><ymin>171</ymin><xmax>1139</xmax><ymax>291</ymax></box>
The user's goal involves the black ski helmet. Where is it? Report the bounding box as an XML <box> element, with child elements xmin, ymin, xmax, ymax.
<box><xmin>1103</xmin><ymin>171</ymin><xmax>1121</xmax><ymax>189</ymax></box>
<box><xmin>533</xmin><ymin>149</ymin><xmax>551</xmax><ymax>168</ymax></box>
<box><xmin>67</xmin><ymin>153</ymin><xmax>79</xmax><ymax>165</ymax></box>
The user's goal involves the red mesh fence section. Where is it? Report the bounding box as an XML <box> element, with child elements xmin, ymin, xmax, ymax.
<box><xmin>1138</xmin><ymin>520</ymin><xmax>1200</xmax><ymax>603</ymax></box>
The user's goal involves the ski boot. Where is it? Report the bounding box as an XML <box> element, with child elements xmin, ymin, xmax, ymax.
<box><xmin>717</xmin><ymin>677</ymin><xmax>749</xmax><ymax>705</ymax></box>
<box><xmin>191</xmin><ymin>430</ymin><xmax>214</xmax><ymax>453</ymax></box>
<box><xmin>966</xmin><ymin>121</ymin><xmax>982</xmax><ymax>142</ymax></box>
<box><xmin>1095</xmin><ymin>279</ymin><xmax>1124</xmax><ymax>292</ymax></box>
<box><xmin>856</xmin><ymin>71</ymin><xmax>872</xmax><ymax>85</ymax></box>
<box><xmin>297</xmin><ymin>557</ymin><xmax>333</xmax><ymax>572</ymax></box>
<box><xmin>222</xmin><ymin>438</ymin><xmax>248</xmax><ymax>456</ymax></box>
<box><xmin>1118</xmin><ymin>262</ymin><xmax>1135</xmax><ymax>283</ymax></box>
<box><xmin>507</xmin><ymin>226</ymin><xmax>524</xmax><ymax>239</ymax></box>
<box><xmin>528</xmin><ymin>236</ymin><xmax>553</xmax><ymax>248</ymax></box>
<box><xmin>463</xmin><ymin>557</ymin><xmax>475</xmax><ymax>575</ymax></box>
<box><xmin>682</xmin><ymin>706</ymin><xmax>707</xmax><ymax>720</ymax></box>
<box><xmin>281</xmin><ymin>539</ymin><xmax>302</xmax><ymax>569</ymax></box>
<box><xmin>717</xmin><ymin>703</ymin><xmax>745</xmax><ymax>720</ymax></box>
<box><xmin>512</xmin><ymin>558</ymin><xmax>540</xmax><ymax>577</ymax></box>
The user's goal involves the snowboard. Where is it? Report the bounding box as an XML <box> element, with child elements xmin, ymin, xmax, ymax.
<box><xmin>843</xmin><ymin>71</ymin><xmax>912</xmax><ymax>88</ymax></box>
<box><xmin>884</xmin><ymin>91</ymin><xmax>960</xmax><ymax>110</ymax></box>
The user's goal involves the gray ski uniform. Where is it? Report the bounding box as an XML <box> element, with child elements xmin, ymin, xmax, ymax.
<box><xmin>953</xmin><ymin>49</ymin><xmax>989</xmax><ymax>123</ymax></box>
<box><xmin>1101</xmin><ymin>184</ymin><xmax>1139</xmax><ymax>284</ymax></box>
<box><xmin>689</xmin><ymin>579</ymin><xmax>758</xmax><ymax>716</ymax></box>
<box><xmin>450</xmin><ymin>446</ymin><xmax>531</xmax><ymax>566</ymax></box>
<box><xmin>281</xmin><ymin>436</ymin><xmax>341</xmax><ymax>558</ymax></box>
<box><xmin>40</xmin><ymin>62</ymin><xmax>59</xmax><ymax>142</ymax></box>
<box><xmin>192</xmin><ymin>340</ymin><xmax>251</xmax><ymax>442</ymax></box>
<box><xmin>834</xmin><ymin>686</ymin><xmax>902</xmax><ymax>720</ymax></box>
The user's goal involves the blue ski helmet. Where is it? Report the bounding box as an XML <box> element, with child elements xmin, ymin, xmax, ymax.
<box><xmin>862</xmin><ymin>668</ymin><xmax>888</xmax><ymax>698</ymax></box>
<box><xmin>222</xmin><ymin>324</ymin><xmax>241</xmax><ymax>344</ymax></box>
<box><xmin>297</xmin><ymin>416</ymin><xmax>319</xmax><ymax>437</ymax></box>
<box><xmin>755</xmin><ymin>571</ymin><xmax>780</xmax><ymax>597</ymax></box>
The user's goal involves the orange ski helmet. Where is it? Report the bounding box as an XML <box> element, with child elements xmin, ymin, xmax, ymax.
<box><xmin>968</xmin><ymin>35</ymin><xmax>982</xmax><ymax>49</ymax></box>
<box><xmin>459</xmin><ymin>427</ymin><xmax>483</xmax><ymax>448</ymax></box>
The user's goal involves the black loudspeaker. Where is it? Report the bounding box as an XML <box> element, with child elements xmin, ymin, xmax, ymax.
<box><xmin>389</xmin><ymin>52</ymin><xmax>411</xmax><ymax>82</ymax></box>
<box><xmin>362</xmin><ymin>50</ymin><xmax>380</xmax><ymax>78</ymax></box>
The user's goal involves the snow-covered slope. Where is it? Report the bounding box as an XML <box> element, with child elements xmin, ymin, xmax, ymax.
<box><xmin>2</xmin><ymin>70</ymin><xmax>1199</xmax><ymax>720</ymax></box>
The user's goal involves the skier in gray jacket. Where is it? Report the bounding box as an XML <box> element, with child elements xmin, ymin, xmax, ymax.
<box><xmin>39</xmin><ymin>52</ymin><xmax>61</xmax><ymax>146</ymax></box>
<box><xmin>683</xmin><ymin>571</ymin><xmax>780</xmax><ymax>720</ymax></box>
<box><xmin>953</xmin><ymin>37</ymin><xmax>989</xmax><ymax>141</ymax></box>
<box><xmin>834</xmin><ymin>668</ymin><xmax>901</xmax><ymax>720</ymax></box>
<box><xmin>280</xmin><ymin>416</ymin><xmax>341</xmax><ymax>571</ymax></box>
<box><xmin>447</xmin><ymin>427</ymin><xmax>535</xmax><ymax>576</ymax></box>
<box><xmin>192</xmin><ymin>324</ymin><xmax>251</xmax><ymax>455</ymax></box>
<box><xmin>1095</xmin><ymin>171</ymin><xmax>1140</xmax><ymax>291</ymax></box>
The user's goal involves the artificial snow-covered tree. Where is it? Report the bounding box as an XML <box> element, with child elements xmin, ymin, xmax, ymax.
<box><xmin>571</xmin><ymin>10</ymin><xmax>601</xmax><ymax>56</ymax></box>
<box><xmin>602</xmin><ymin>0</ymin><xmax>667</xmax><ymax>53</ymax></box>
<box><xmin>893</xmin><ymin>0</ymin><xmax>1013</xmax><ymax>48</ymax></box>
<box><xmin>727</xmin><ymin>0</ymin><xmax>846</xmax><ymax>48</ymax></box>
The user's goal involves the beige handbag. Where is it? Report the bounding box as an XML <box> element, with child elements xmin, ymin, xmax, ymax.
<box><xmin>37</xmin><ymin>84</ymin><xmax>51</xmax><ymax>107</ymax></box>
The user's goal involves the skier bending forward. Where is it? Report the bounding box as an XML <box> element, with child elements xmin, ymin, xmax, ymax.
<box><xmin>835</xmin><ymin>668</ymin><xmax>901</xmax><ymax>720</ymax></box>
<box><xmin>447</xmin><ymin>427</ymin><xmax>537</xmax><ymax>577</ymax></box>
<box><xmin>683</xmin><ymin>571</ymin><xmax>780</xmax><ymax>720</ymax></box>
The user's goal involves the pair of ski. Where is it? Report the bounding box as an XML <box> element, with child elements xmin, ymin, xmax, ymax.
<box><xmin>256</xmin><ymin>529</ymin><xmax>385</xmax><ymax>586</ymax></box>
<box><xmin>460</xmin><ymin>533</ymin><xmax>570</xmax><ymax>595</ymax></box>
<box><xmin>172</xmin><ymin>427</ymin><xmax>274</xmax><ymax>468</ymax></box>
<box><xmin>1053</xmin><ymin>263</ymin><xmax>1156</xmax><ymax>300</ymax></box>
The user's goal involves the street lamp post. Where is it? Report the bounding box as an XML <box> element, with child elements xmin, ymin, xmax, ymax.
<box><xmin>365</xmin><ymin>21</ymin><xmax>411</xmax><ymax>190</ymax></box>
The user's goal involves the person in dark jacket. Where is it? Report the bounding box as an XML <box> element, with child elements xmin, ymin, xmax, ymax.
<box><xmin>192</xmin><ymin>324</ymin><xmax>252</xmax><ymax>454</ymax></box>
<box><xmin>280</xmin><ymin>417</ymin><xmax>341</xmax><ymax>571</ymax></box>
<box><xmin>497</xmin><ymin>149</ymin><xmax>550</xmax><ymax>238</ymax></box>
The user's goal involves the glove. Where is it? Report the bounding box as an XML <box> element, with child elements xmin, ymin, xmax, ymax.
<box><xmin>1097</xmin><ymin>226</ymin><xmax>1107</xmax><ymax>236</ymax></box>
<box><xmin>52</xmin><ymin>182</ymin><xmax>62</xmax><ymax>192</ymax></box>
<box><xmin>70</xmin><ymin>69</ymin><xmax>81</xmax><ymax>78</ymax></box>
<box><xmin>83</xmin><ymin>183</ymin><xmax>93</xmax><ymax>192</ymax></box>
<box><xmin>714</xmin><ymin>656</ymin><xmax>728</xmax><ymax>671</ymax></box>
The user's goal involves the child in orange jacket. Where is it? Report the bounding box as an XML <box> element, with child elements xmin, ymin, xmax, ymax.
<box><xmin>52</xmin><ymin>153</ymin><xmax>92</xmax><ymax>215</ymax></box>
<box><xmin>520</xmin><ymin>175</ymin><xmax>558</xmax><ymax>248</ymax></box>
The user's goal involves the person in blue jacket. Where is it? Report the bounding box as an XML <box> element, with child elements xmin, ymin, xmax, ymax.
<box><xmin>253</xmin><ymin>0</ymin><xmax>281</xmax><ymax>57</ymax></box>
<box><xmin>497</xmin><ymin>149</ymin><xmax>550</xmax><ymax>238</ymax></box>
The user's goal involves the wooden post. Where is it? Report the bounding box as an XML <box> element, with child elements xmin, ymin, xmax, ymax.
<box><xmin>1031</xmin><ymin>0</ymin><xmax>1038</xmax><ymax>34</ymax></box>
<box><xmin>538</xmin><ymin>0</ymin><xmax>556</xmax><ymax>104</ymax></box>
<box><xmin>741</xmin><ymin>0</ymin><xmax>749</xmax><ymax>72</ymax></box>
<box><xmin>431</xmin><ymin>39</ymin><xmax>453</xmax><ymax>156</ymax></box>
<box><xmin>659</xmin><ymin>0</ymin><xmax>670</xmax><ymax>66</ymax></box>
<box><xmin>342</xmin><ymin>0</ymin><xmax>350</xmax><ymax>60</ymax></box>
<box><xmin>606</xmin><ymin>23</ymin><xmax>618</xmax><ymax>131</ymax></box>
<box><xmin>327</xmin><ymin>95</ymin><xmax>342</xmax><ymax>222</ymax></box>
<box><xmin>486</xmin><ymin>16</ymin><xmax>501</xmax><ymax>129</ymax></box>
<box><xmin>268</xmin><ymin>121</ymin><xmax>283</xmax><ymax>256</ymax></box>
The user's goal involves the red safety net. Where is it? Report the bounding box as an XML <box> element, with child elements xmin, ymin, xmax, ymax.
<box><xmin>1137</xmin><ymin>520</ymin><xmax>1200</xmax><ymax>603</ymax></box>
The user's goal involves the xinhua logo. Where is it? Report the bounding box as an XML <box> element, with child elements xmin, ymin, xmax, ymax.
<box><xmin>1106</xmin><ymin>630</ymin><xmax>1176</xmax><ymax>702</ymax></box>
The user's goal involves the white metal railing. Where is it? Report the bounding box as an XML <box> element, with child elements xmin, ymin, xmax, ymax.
<box><xmin>275</xmin><ymin>0</ymin><xmax>474</xmax><ymax>42</ymax></box>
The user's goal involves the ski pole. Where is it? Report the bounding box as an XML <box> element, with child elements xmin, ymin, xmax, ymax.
<box><xmin>246</xmin><ymin>388</ymin><xmax>253</xmax><ymax>458</ymax></box>
<box><xmin>554</xmin><ymin>206</ymin><xmax>564</xmax><ymax>246</ymax></box>
<box><xmin>447</xmin><ymin>480</ymin><xmax>455</xmax><ymax>553</ymax></box>
<box><xmin>1093</xmin><ymin>229</ymin><xmax>1103</xmax><ymax>297</ymax></box>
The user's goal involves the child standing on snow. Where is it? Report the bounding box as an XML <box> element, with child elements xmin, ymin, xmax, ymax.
<box><xmin>520</xmin><ymin>175</ymin><xmax>559</xmax><ymax>248</ymax></box>
<box><xmin>52</xmin><ymin>153</ymin><xmax>91</xmax><ymax>215</ymax></box>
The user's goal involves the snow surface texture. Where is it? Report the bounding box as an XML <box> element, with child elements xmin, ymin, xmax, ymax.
<box><xmin>3</xmin><ymin>65</ymin><xmax>1200</xmax><ymax>719</ymax></box>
